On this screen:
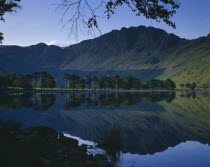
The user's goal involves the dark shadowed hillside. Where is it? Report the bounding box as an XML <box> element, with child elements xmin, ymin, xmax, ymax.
<box><xmin>1</xmin><ymin>26</ymin><xmax>210</xmax><ymax>87</ymax></box>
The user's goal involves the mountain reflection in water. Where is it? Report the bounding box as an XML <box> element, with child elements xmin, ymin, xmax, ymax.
<box><xmin>0</xmin><ymin>91</ymin><xmax>210</xmax><ymax>167</ymax></box>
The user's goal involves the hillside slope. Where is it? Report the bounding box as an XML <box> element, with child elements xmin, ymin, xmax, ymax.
<box><xmin>0</xmin><ymin>26</ymin><xmax>210</xmax><ymax>87</ymax></box>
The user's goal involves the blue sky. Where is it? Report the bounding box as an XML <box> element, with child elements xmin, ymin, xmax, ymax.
<box><xmin>0</xmin><ymin>0</ymin><xmax>210</xmax><ymax>46</ymax></box>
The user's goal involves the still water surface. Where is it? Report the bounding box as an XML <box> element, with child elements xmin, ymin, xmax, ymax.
<box><xmin>0</xmin><ymin>91</ymin><xmax>210</xmax><ymax>167</ymax></box>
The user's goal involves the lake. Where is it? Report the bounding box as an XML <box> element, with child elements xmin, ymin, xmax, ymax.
<box><xmin>0</xmin><ymin>91</ymin><xmax>210</xmax><ymax>167</ymax></box>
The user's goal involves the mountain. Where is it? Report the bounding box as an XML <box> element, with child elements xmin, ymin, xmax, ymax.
<box><xmin>0</xmin><ymin>26</ymin><xmax>210</xmax><ymax>87</ymax></box>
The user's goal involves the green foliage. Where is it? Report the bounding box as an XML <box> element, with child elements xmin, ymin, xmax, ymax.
<box><xmin>0</xmin><ymin>72</ymin><xmax>56</xmax><ymax>90</ymax></box>
<box><xmin>164</xmin><ymin>78</ymin><xmax>176</xmax><ymax>89</ymax></box>
<box><xmin>85</xmin><ymin>75</ymin><xmax>92</xmax><ymax>89</ymax></box>
<box><xmin>143</xmin><ymin>78</ymin><xmax>176</xmax><ymax>90</ymax></box>
<box><xmin>120</xmin><ymin>76</ymin><xmax>141</xmax><ymax>90</ymax></box>
<box><xmin>92</xmin><ymin>76</ymin><xmax>98</xmax><ymax>89</ymax></box>
<box><xmin>98</xmin><ymin>75</ymin><xmax>107</xmax><ymax>89</ymax></box>
<box><xmin>144</xmin><ymin>78</ymin><xmax>163</xmax><ymax>89</ymax></box>
<box><xmin>202</xmin><ymin>84</ymin><xmax>208</xmax><ymax>90</ymax></box>
<box><xmin>1</xmin><ymin>72</ymin><xmax>177</xmax><ymax>91</ymax></box>
<box><xmin>39</xmin><ymin>72</ymin><xmax>57</xmax><ymax>90</ymax></box>
<box><xmin>0</xmin><ymin>0</ymin><xmax>21</xmax><ymax>43</ymax></box>
<box><xmin>182</xmin><ymin>82</ymin><xmax>197</xmax><ymax>90</ymax></box>
<box><xmin>190</xmin><ymin>82</ymin><xmax>197</xmax><ymax>90</ymax></box>
<box><xmin>0</xmin><ymin>73</ymin><xmax>33</xmax><ymax>90</ymax></box>
<box><xmin>179</xmin><ymin>83</ymin><xmax>185</xmax><ymax>89</ymax></box>
<box><xmin>63</xmin><ymin>74</ymin><xmax>174</xmax><ymax>90</ymax></box>
<box><xmin>185</xmin><ymin>83</ymin><xmax>191</xmax><ymax>88</ymax></box>
<box><xmin>84</xmin><ymin>0</ymin><xmax>180</xmax><ymax>29</ymax></box>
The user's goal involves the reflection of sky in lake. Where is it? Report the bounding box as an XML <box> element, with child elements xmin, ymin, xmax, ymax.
<box><xmin>64</xmin><ymin>132</ymin><xmax>210</xmax><ymax>167</ymax></box>
<box><xmin>122</xmin><ymin>141</ymin><xmax>210</xmax><ymax>167</ymax></box>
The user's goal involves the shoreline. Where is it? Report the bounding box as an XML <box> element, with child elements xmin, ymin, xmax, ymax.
<box><xmin>0</xmin><ymin>121</ymin><xmax>112</xmax><ymax>167</ymax></box>
<box><xmin>1</xmin><ymin>89</ymin><xmax>210</xmax><ymax>94</ymax></box>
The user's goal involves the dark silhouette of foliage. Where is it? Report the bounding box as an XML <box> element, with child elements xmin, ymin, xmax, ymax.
<box><xmin>179</xmin><ymin>83</ymin><xmax>185</xmax><ymax>89</ymax></box>
<box><xmin>0</xmin><ymin>0</ymin><xmax>21</xmax><ymax>43</ymax></box>
<box><xmin>0</xmin><ymin>93</ymin><xmax>56</xmax><ymax>111</ymax></box>
<box><xmin>92</xmin><ymin>76</ymin><xmax>98</xmax><ymax>89</ymax></box>
<box><xmin>144</xmin><ymin>78</ymin><xmax>164</xmax><ymax>89</ymax></box>
<box><xmin>113</xmin><ymin>75</ymin><xmax>120</xmax><ymax>90</ymax></box>
<box><xmin>164</xmin><ymin>78</ymin><xmax>176</xmax><ymax>90</ymax></box>
<box><xmin>32</xmin><ymin>72</ymin><xmax>40</xmax><ymax>90</ymax></box>
<box><xmin>0</xmin><ymin>72</ymin><xmax>56</xmax><ymax>90</ymax></box>
<box><xmin>143</xmin><ymin>78</ymin><xmax>176</xmax><ymax>90</ymax></box>
<box><xmin>185</xmin><ymin>83</ymin><xmax>191</xmax><ymax>89</ymax></box>
<box><xmin>190</xmin><ymin>82</ymin><xmax>197</xmax><ymax>90</ymax></box>
<box><xmin>202</xmin><ymin>84</ymin><xmax>208</xmax><ymax>90</ymax></box>
<box><xmin>98</xmin><ymin>125</ymin><xmax>122</xmax><ymax>166</ymax></box>
<box><xmin>85</xmin><ymin>75</ymin><xmax>92</xmax><ymax>89</ymax></box>
<box><xmin>58</xmin><ymin>0</ymin><xmax>180</xmax><ymax>39</ymax></box>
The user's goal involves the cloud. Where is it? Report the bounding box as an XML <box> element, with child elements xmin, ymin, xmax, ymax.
<box><xmin>46</xmin><ymin>40</ymin><xmax>72</xmax><ymax>47</ymax></box>
<box><xmin>177</xmin><ymin>32</ymin><xmax>200</xmax><ymax>39</ymax></box>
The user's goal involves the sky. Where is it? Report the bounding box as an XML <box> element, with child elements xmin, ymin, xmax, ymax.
<box><xmin>0</xmin><ymin>0</ymin><xmax>210</xmax><ymax>47</ymax></box>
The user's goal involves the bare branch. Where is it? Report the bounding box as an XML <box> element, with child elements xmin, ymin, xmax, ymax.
<box><xmin>56</xmin><ymin>0</ymin><xmax>180</xmax><ymax>41</ymax></box>
<box><xmin>57</xmin><ymin>0</ymin><xmax>104</xmax><ymax>41</ymax></box>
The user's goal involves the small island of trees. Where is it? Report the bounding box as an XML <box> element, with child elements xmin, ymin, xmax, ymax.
<box><xmin>0</xmin><ymin>72</ymin><xmax>177</xmax><ymax>91</ymax></box>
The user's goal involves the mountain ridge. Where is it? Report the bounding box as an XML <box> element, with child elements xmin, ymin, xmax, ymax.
<box><xmin>0</xmin><ymin>26</ymin><xmax>210</xmax><ymax>87</ymax></box>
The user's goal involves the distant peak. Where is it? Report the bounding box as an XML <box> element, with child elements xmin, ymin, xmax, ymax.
<box><xmin>36</xmin><ymin>43</ymin><xmax>48</xmax><ymax>46</ymax></box>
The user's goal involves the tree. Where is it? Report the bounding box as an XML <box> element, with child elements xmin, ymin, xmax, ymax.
<box><xmin>185</xmin><ymin>83</ymin><xmax>191</xmax><ymax>89</ymax></box>
<box><xmin>113</xmin><ymin>75</ymin><xmax>120</xmax><ymax>90</ymax></box>
<box><xmin>64</xmin><ymin>73</ymin><xmax>70</xmax><ymax>89</ymax></box>
<box><xmin>85</xmin><ymin>75</ymin><xmax>92</xmax><ymax>89</ymax></box>
<box><xmin>98</xmin><ymin>75</ymin><xmax>106</xmax><ymax>89</ymax></box>
<box><xmin>0</xmin><ymin>75</ymin><xmax>6</xmax><ymax>88</ymax></box>
<box><xmin>47</xmin><ymin>76</ymin><xmax>56</xmax><ymax>90</ymax></box>
<box><xmin>190</xmin><ymin>82</ymin><xmax>196</xmax><ymax>90</ymax></box>
<box><xmin>39</xmin><ymin>72</ymin><xmax>56</xmax><ymax>91</ymax></box>
<box><xmin>144</xmin><ymin>78</ymin><xmax>164</xmax><ymax>89</ymax></box>
<box><xmin>74</xmin><ymin>75</ymin><xmax>81</xmax><ymax>89</ymax></box>
<box><xmin>22</xmin><ymin>74</ymin><xmax>33</xmax><ymax>89</ymax></box>
<box><xmin>202</xmin><ymin>84</ymin><xmax>208</xmax><ymax>90</ymax></box>
<box><xmin>120</xmin><ymin>76</ymin><xmax>141</xmax><ymax>90</ymax></box>
<box><xmin>32</xmin><ymin>72</ymin><xmax>40</xmax><ymax>90</ymax></box>
<box><xmin>92</xmin><ymin>76</ymin><xmax>98</xmax><ymax>90</ymax></box>
<box><xmin>179</xmin><ymin>83</ymin><xmax>185</xmax><ymax>89</ymax></box>
<box><xmin>13</xmin><ymin>74</ymin><xmax>23</xmax><ymax>89</ymax></box>
<box><xmin>79</xmin><ymin>79</ymin><xmax>85</xmax><ymax>89</ymax></box>
<box><xmin>58</xmin><ymin>0</ymin><xmax>180</xmax><ymax>39</ymax></box>
<box><xmin>132</xmin><ymin>77</ymin><xmax>141</xmax><ymax>90</ymax></box>
<box><xmin>69</xmin><ymin>74</ymin><xmax>75</xmax><ymax>89</ymax></box>
<box><xmin>164</xmin><ymin>78</ymin><xmax>176</xmax><ymax>90</ymax></box>
<box><xmin>39</xmin><ymin>72</ymin><xmax>47</xmax><ymax>91</ymax></box>
<box><xmin>0</xmin><ymin>0</ymin><xmax>21</xmax><ymax>43</ymax></box>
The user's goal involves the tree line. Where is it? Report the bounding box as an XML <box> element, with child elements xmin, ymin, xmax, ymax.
<box><xmin>0</xmin><ymin>72</ymin><xmax>56</xmax><ymax>90</ymax></box>
<box><xmin>179</xmin><ymin>82</ymin><xmax>197</xmax><ymax>90</ymax></box>
<box><xmin>0</xmin><ymin>72</ymin><xmax>176</xmax><ymax>90</ymax></box>
<box><xmin>64</xmin><ymin>73</ymin><xmax>176</xmax><ymax>90</ymax></box>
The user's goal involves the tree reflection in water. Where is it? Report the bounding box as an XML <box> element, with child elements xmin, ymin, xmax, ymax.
<box><xmin>63</xmin><ymin>91</ymin><xmax>177</xmax><ymax>109</ymax></box>
<box><xmin>0</xmin><ymin>93</ymin><xmax>56</xmax><ymax>111</ymax></box>
<box><xmin>98</xmin><ymin>125</ymin><xmax>122</xmax><ymax>167</ymax></box>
